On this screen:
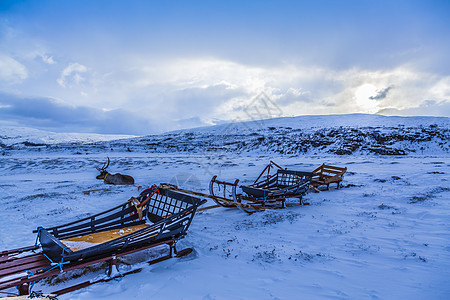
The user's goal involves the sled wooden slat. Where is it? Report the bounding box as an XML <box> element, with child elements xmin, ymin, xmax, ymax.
<box><xmin>316</xmin><ymin>168</ymin><xmax>342</xmax><ymax>174</ymax></box>
<box><xmin>0</xmin><ymin>246</ymin><xmax>39</xmax><ymax>258</ymax></box>
<box><xmin>0</xmin><ymin>256</ymin><xmax>51</xmax><ymax>278</ymax></box>
<box><xmin>321</xmin><ymin>164</ymin><xmax>346</xmax><ymax>171</ymax></box>
<box><xmin>0</xmin><ymin>254</ymin><xmax>47</xmax><ymax>272</ymax></box>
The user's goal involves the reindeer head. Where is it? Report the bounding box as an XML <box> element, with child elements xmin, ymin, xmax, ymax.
<box><xmin>96</xmin><ymin>157</ymin><xmax>110</xmax><ymax>180</ymax></box>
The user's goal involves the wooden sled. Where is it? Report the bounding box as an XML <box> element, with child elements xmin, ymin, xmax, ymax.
<box><xmin>209</xmin><ymin>161</ymin><xmax>314</xmax><ymax>214</ymax></box>
<box><xmin>0</xmin><ymin>187</ymin><xmax>206</xmax><ymax>297</ymax></box>
<box><xmin>311</xmin><ymin>164</ymin><xmax>347</xmax><ymax>190</ymax></box>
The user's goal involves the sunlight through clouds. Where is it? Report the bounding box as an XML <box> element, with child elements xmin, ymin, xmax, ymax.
<box><xmin>0</xmin><ymin>0</ymin><xmax>448</xmax><ymax>133</ymax></box>
<box><xmin>354</xmin><ymin>84</ymin><xmax>379</xmax><ymax>113</ymax></box>
<box><xmin>44</xmin><ymin>57</ymin><xmax>450</xmax><ymax>130</ymax></box>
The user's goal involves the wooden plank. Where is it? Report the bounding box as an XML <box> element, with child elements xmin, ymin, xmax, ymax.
<box><xmin>39</xmin><ymin>203</ymin><xmax>128</xmax><ymax>233</ymax></box>
<box><xmin>324</xmin><ymin>176</ymin><xmax>343</xmax><ymax>184</ymax></box>
<box><xmin>312</xmin><ymin>165</ymin><xmax>324</xmax><ymax>173</ymax></box>
<box><xmin>0</xmin><ymin>259</ymin><xmax>51</xmax><ymax>278</ymax></box>
<box><xmin>0</xmin><ymin>256</ymin><xmax>15</xmax><ymax>264</ymax></box>
<box><xmin>321</xmin><ymin>169</ymin><xmax>344</xmax><ymax>175</ymax></box>
<box><xmin>0</xmin><ymin>245</ymin><xmax>38</xmax><ymax>257</ymax></box>
<box><xmin>0</xmin><ymin>254</ymin><xmax>47</xmax><ymax>271</ymax></box>
<box><xmin>56</xmin><ymin>206</ymin><xmax>136</xmax><ymax>235</ymax></box>
<box><xmin>0</xmin><ymin>277</ymin><xmax>27</xmax><ymax>291</ymax></box>
<box><xmin>0</xmin><ymin>294</ymin><xmax>56</xmax><ymax>299</ymax></box>
<box><xmin>322</xmin><ymin>164</ymin><xmax>347</xmax><ymax>171</ymax></box>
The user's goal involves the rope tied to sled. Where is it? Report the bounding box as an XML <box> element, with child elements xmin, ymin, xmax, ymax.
<box><xmin>25</xmin><ymin>270</ymin><xmax>35</xmax><ymax>294</ymax></box>
<box><xmin>210</xmin><ymin>179</ymin><xmax>221</xmax><ymax>191</ymax></box>
<box><xmin>42</xmin><ymin>246</ymin><xmax>70</xmax><ymax>274</ymax></box>
<box><xmin>106</xmin><ymin>266</ymin><xmax>124</xmax><ymax>282</ymax></box>
<box><xmin>216</xmin><ymin>180</ymin><xmax>221</xmax><ymax>191</ymax></box>
<box><xmin>34</xmin><ymin>227</ymin><xmax>68</xmax><ymax>275</ymax></box>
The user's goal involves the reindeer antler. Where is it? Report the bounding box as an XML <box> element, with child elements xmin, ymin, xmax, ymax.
<box><xmin>105</xmin><ymin>157</ymin><xmax>110</xmax><ymax>169</ymax></box>
<box><xmin>97</xmin><ymin>157</ymin><xmax>110</xmax><ymax>171</ymax></box>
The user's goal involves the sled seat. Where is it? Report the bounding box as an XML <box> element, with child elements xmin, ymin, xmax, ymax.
<box><xmin>311</xmin><ymin>164</ymin><xmax>347</xmax><ymax>189</ymax></box>
<box><xmin>62</xmin><ymin>224</ymin><xmax>150</xmax><ymax>251</ymax></box>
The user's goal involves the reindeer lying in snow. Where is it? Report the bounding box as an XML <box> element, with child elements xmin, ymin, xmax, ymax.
<box><xmin>96</xmin><ymin>157</ymin><xmax>135</xmax><ymax>185</ymax></box>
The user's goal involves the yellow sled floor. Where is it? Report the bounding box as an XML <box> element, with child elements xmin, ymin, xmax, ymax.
<box><xmin>62</xmin><ymin>224</ymin><xmax>150</xmax><ymax>251</ymax></box>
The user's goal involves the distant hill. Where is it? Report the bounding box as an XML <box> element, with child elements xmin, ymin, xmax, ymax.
<box><xmin>130</xmin><ymin>114</ymin><xmax>450</xmax><ymax>156</ymax></box>
<box><xmin>1</xmin><ymin>114</ymin><xmax>449</xmax><ymax>156</ymax></box>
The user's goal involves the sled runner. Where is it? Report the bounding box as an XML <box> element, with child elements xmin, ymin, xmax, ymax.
<box><xmin>209</xmin><ymin>161</ymin><xmax>314</xmax><ymax>213</ymax></box>
<box><xmin>0</xmin><ymin>187</ymin><xmax>206</xmax><ymax>297</ymax></box>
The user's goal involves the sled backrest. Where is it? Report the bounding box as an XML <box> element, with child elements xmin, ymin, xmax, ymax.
<box><xmin>145</xmin><ymin>188</ymin><xmax>205</xmax><ymax>223</ymax></box>
<box><xmin>276</xmin><ymin>169</ymin><xmax>314</xmax><ymax>187</ymax></box>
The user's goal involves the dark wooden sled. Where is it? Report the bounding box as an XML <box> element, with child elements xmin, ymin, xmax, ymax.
<box><xmin>242</xmin><ymin>169</ymin><xmax>314</xmax><ymax>199</ymax></box>
<box><xmin>210</xmin><ymin>161</ymin><xmax>314</xmax><ymax>213</ymax></box>
<box><xmin>0</xmin><ymin>187</ymin><xmax>206</xmax><ymax>296</ymax></box>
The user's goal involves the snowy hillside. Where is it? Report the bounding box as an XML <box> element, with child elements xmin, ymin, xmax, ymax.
<box><xmin>2</xmin><ymin>114</ymin><xmax>448</xmax><ymax>156</ymax></box>
<box><xmin>134</xmin><ymin>114</ymin><xmax>449</xmax><ymax>156</ymax></box>
<box><xmin>0</xmin><ymin>126</ymin><xmax>136</xmax><ymax>147</ymax></box>
<box><xmin>0</xmin><ymin>114</ymin><xmax>449</xmax><ymax>299</ymax></box>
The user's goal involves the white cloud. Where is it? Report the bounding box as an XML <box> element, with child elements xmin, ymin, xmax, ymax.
<box><xmin>57</xmin><ymin>62</ymin><xmax>88</xmax><ymax>87</ymax></box>
<box><xmin>429</xmin><ymin>77</ymin><xmax>450</xmax><ymax>100</ymax></box>
<box><xmin>0</xmin><ymin>54</ymin><xmax>28</xmax><ymax>84</ymax></box>
<box><xmin>40</xmin><ymin>54</ymin><xmax>56</xmax><ymax>65</ymax></box>
<box><xmin>20</xmin><ymin>48</ymin><xmax>57</xmax><ymax>65</ymax></box>
<box><xmin>2</xmin><ymin>53</ymin><xmax>447</xmax><ymax>134</ymax></box>
<box><xmin>76</xmin><ymin>57</ymin><xmax>449</xmax><ymax>127</ymax></box>
<box><xmin>379</xmin><ymin>100</ymin><xmax>450</xmax><ymax>117</ymax></box>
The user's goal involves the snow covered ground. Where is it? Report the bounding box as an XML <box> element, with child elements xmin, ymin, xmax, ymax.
<box><xmin>0</xmin><ymin>115</ymin><xmax>449</xmax><ymax>299</ymax></box>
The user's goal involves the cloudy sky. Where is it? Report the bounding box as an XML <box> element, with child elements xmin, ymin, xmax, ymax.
<box><xmin>0</xmin><ymin>0</ymin><xmax>449</xmax><ymax>134</ymax></box>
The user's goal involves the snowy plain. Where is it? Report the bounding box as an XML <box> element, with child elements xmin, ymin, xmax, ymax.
<box><xmin>0</xmin><ymin>114</ymin><xmax>449</xmax><ymax>299</ymax></box>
